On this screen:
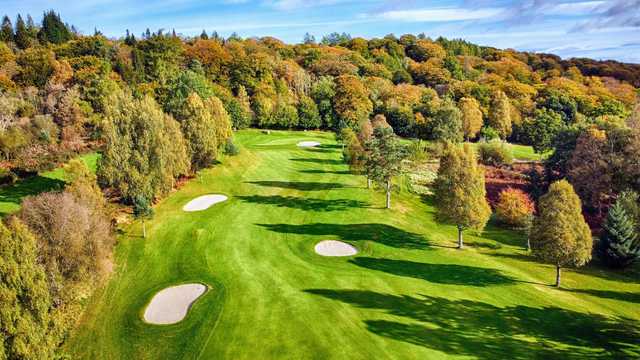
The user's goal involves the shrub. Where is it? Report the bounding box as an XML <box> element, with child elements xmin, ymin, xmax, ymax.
<box><xmin>477</xmin><ymin>142</ymin><xmax>514</xmax><ymax>166</ymax></box>
<box><xmin>495</xmin><ymin>188</ymin><xmax>535</xmax><ymax>228</ymax></box>
<box><xmin>224</xmin><ymin>138</ymin><xmax>240</xmax><ymax>156</ymax></box>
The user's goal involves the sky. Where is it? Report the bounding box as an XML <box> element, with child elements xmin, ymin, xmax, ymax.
<box><xmin>2</xmin><ymin>0</ymin><xmax>640</xmax><ymax>63</ymax></box>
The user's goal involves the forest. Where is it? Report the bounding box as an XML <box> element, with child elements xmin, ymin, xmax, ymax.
<box><xmin>0</xmin><ymin>10</ymin><xmax>639</xmax><ymax>359</ymax></box>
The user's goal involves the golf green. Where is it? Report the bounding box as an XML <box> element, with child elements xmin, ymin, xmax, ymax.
<box><xmin>67</xmin><ymin>130</ymin><xmax>640</xmax><ymax>359</ymax></box>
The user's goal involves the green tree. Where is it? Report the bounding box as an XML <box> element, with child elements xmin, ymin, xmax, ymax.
<box><xmin>365</xmin><ymin>126</ymin><xmax>408</xmax><ymax>209</ymax></box>
<box><xmin>429</xmin><ymin>100</ymin><xmax>463</xmax><ymax>142</ymax></box>
<box><xmin>14</xmin><ymin>14</ymin><xmax>31</xmax><ymax>49</ymax></box>
<box><xmin>0</xmin><ymin>218</ymin><xmax>58</xmax><ymax>360</ymax></box>
<box><xmin>488</xmin><ymin>90</ymin><xmax>512</xmax><ymax>140</ymax></box>
<box><xmin>205</xmin><ymin>95</ymin><xmax>233</xmax><ymax>147</ymax></box>
<box><xmin>459</xmin><ymin>97</ymin><xmax>483</xmax><ymax>141</ymax></box>
<box><xmin>434</xmin><ymin>143</ymin><xmax>491</xmax><ymax>248</ymax></box>
<box><xmin>181</xmin><ymin>93</ymin><xmax>219</xmax><ymax>169</ymax></box>
<box><xmin>530</xmin><ymin>180</ymin><xmax>593</xmax><ymax>287</ymax></box>
<box><xmin>298</xmin><ymin>95</ymin><xmax>321</xmax><ymax>129</ymax></box>
<box><xmin>520</xmin><ymin>108</ymin><xmax>564</xmax><ymax>153</ymax></box>
<box><xmin>38</xmin><ymin>10</ymin><xmax>72</xmax><ymax>44</ymax></box>
<box><xmin>98</xmin><ymin>92</ymin><xmax>189</xmax><ymax>202</ymax></box>
<box><xmin>133</xmin><ymin>195</ymin><xmax>154</xmax><ymax>238</ymax></box>
<box><xmin>0</xmin><ymin>16</ymin><xmax>13</xmax><ymax>42</ymax></box>
<box><xmin>597</xmin><ymin>199</ymin><xmax>640</xmax><ymax>268</ymax></box>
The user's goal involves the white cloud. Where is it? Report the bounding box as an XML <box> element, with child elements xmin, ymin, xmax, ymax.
<box><xmin>377</xmin><ymin>7</ymin><xmax>503</xmax><ymax>22</ymax></box>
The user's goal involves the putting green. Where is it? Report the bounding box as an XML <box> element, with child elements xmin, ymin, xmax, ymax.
<box><xmin>68</xmin><ymin>130</ymin><xmax>640</xmax><ymax>359</ymax></box>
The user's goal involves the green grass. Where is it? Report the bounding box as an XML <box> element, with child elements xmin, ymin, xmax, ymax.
<box><xmin>0</xmin><ymin>152</ymin><xmax>100</xmax><ymax>216</ymax></box>
<box><xmin>466</xmin><ymin>142</ymin><xmax>543</xmax><ymax>161</ymax></box>
<box><xmin>67</xmin><ymin>131</ymin><xmax>639</xmax><ymax>359</ymax></box>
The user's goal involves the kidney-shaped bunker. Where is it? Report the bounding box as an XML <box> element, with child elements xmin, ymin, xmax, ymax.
<box><xmin>143</xmin><ymin>283</ymin><xmax>207</xmax><ymax>325</ymax></box>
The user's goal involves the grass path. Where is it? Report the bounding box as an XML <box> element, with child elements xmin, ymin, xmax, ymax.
<box><xmin>0</xmin><ymin>152</ymin><xmax>100</xmax><ymax>216</ymax></box>
<box><xmin>68</xmin><ymin>130</ymin><xmax>639</xmax><ymax>359</ymax></box>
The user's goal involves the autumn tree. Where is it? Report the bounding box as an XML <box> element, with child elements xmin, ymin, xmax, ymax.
<box><xmin>459</xmin><ymin>97</ymin><xmax>483</xmax><ymax>141</ymax></box>
<box><xmin>530</xmin><ymin>180</ymin><xmax>592</xmax><ymax>287</ymax></box>
<box><xmin>204</xmin><ymin>95</ymin><xmax>233</xmax><ymax>147</ymax></box>
<box><xmin>181</xmin><ymin>92</ymin><xmax>219</xmax><ymax>170</ymax></box>
<box><xmin>0</xmin><ymin>218</ymin><xmax>58</xmax><ymax>360</ymax></box>
<box><xmin>98</xmin><ymin>92</ymin><xmax>189</xmax><ymax>202</ymax></box>
<box><xmin>428</xmin><ymin>99</ymin><xmax>463</xmax><ymax>142</ymax></box>
<box><xmin>495</xmin><ymin>188</ymin><xmax>535</xmax><ymax>237</ymax></box>
<box><xmin>365</xmin><ymin>126</ymin><xmax>407</xmax><ymax>209</ymax></box>
<box><xmin>434</xmin><ymin>143</ymin><xmax>491</xmax><ymax>248</ymax></box>
<box><xmin>333</xmin><ymin>74</ymin><xmax>372</xmax><ymax>130</ymax></box>
<box><xmin>568</xmin><ymin>128</ymin><xmax>610</xmax><ymax>213</ymax></box>
<box><xmin>488</xmin><ymin>90</ymin><xmax>512</xmax><ymax>140</ymax></box>
<box><xmin>341</xmin><ymin>127</ymin><xmax>365</xmax><ymax>177</ymax></box>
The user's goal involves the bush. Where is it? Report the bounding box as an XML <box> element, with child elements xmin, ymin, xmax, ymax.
<box><xmin>224</xmin><ymin>138</ymin><xmax>240</xmax><ymax>156</ymax></box>
<box><xmin>480</xmin><ymin>126</ymin><xmax>500</xmax><ymax>142</ymax></box>
<box><xmin>477</xmin><ymin>142</ymin><xmax>514</xmax><ymax>166</ymax></box>
<box><xmin>495</xmin><ymin>188</ymin><xmax>535</xmax><ymax>228</ymax></box>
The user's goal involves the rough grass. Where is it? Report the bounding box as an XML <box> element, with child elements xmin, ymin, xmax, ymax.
<box><xmin>0</xmin><ymin>152</ymin><xmax>100</xmax><ymax>216</ymax></box>
<box><xmin>67</xmin><ymin>131</ymin><xmax>639</xmax><ymax>359</ymax></box>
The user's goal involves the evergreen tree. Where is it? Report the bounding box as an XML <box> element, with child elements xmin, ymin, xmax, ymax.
<box><xmin>0</xmin><ymin>15</ymin><xmax>13</xmax><ymax>42</ymax></box>
<box><xmin>0</xmin><ymin>218</ymin><xmax>58</xmax><ymax>359</ymax></box>
<box><xmin>530</xmin><ymin>180</ymin><xmax>592</xmax><ymax>287</ymax></box>
<box><xmin>38</xmin><ymin>10</ymin><xmax>72</xmax><ymax>44</ymax></box>
<box><xmin>434</xmin><ymin>143</ymin><xmax>492</xmax><ymax>248</ymax></box>
<box><xmin>488</xmin><ymin>90</ymin><xmax>512</xmax><ymax>140</ymax></box>
<box><xmin>14</xmin><ymin>14</ymin><xmax>31</xmax><ymax>49</ymax></box>
<box><xmin>200</xmin><ymin>30</ymin><xmax>208</xmax><ymax>40</ymax></box>
<box><xmin>598</xmin><ymin>200</ymin><xmax>640</xmax><ymax>268</ymax></box>
<box><xmin>364</xmin><ymin>126</ymin><xmax>408</xmax><ymax>209</ymax></box>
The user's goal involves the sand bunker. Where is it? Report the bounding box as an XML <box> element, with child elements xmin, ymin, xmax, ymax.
<box><xmin>297</xmin><ymin>141</ymin><xmax>321</xmax><ymax>148</ymax></box>
<box><xmin>314</xmin><ymin>240</ymin><xmax>358</xmax><ymax>257</ymax></box>
<box><xmin>183</xmin><ymin>194</ymin><xmax>228</xmax><ymax>212</ymax></box>
<box><xmin>143</xmin><ymin>283</ymin><xmax>207</xmax><ymax>325</ymax></box>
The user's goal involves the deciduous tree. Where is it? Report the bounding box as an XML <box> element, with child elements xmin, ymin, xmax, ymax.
<box><xmin>459</xmin><ymin>97</ymin><xmax>483</xmax><ymax>141</ymax></box>
<box><xmin>365</xmin><ymin>126</ymin><xmax>408</xmax><ymax>209</ymax></box>
<box><xmin>488</xmin><ymin>90</ymin><xmax>512</xmax><ymax>140</ymax></box>
<box><xmin>434</xmin><ymin>143</ymin><xmax>491</xmax><ymax>248</ymax></box>
<box><xmin>530</xmin><ymin>180</ymin><xmax>592</xmax><ymax>287</ymax></box>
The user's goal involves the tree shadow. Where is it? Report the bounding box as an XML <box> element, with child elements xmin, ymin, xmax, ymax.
<box><xmin>0</xmin><ymin>175</ymin><xmax>66</xmax><ymax>216</ymax></box>
<box><xmin>565</xmin><ymin>288</ymin><xmax>640</xmax><ymax>303</ymax></box>
<box><xmin>299</xmin><ymin>169</ymin><xmax>352</xmax><ymax>175</ymax></box>
<box><xmin>237</xmin><ymin>195</ymin><xmax>369</xmax><ymax>212</ymax></box>
<box><xmin>245</xmin><ymin>181</ymin><xmax>347</xmax><ymax>191</ymax></box>
<box><xmin>257</xmin><ymin>222</ymin><xmax>429</xmax><ymax>249</ymax></box>
<box><xmin>349</xmin><ymin>257</ymin><xmax>517</xmax><ymax>286</ymax></box>
<box><xmin>304</xmin><ymin>289</ymin><xmax>640</xmax><ymax>359</ymax></box>
<box><xmin>289</xmin><ymin>158</ymin><xmax>344</xmax><ymax>165</ymax></box>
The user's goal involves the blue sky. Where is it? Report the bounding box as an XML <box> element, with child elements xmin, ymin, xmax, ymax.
<box><xmin>3</xmin><ymin>0</ymin><xmax>640</xmax><ymax>63</ymax></box>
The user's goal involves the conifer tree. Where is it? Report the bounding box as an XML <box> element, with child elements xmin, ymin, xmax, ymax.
<box><xmin>15</xmin><ymin>14</ymin><xmax>31</xmax><ymax>49</ymax></box>
<box><xmin>38</xmin><ymin>10</ymin><xmax>71</xmax><ymax>44</ymax></box>
<box><xmin>530</xmin><ymin>180</ymin><xmax>592</xmax><ymax>287</ymax></box>
<box><xmin>365</xmin><ymin>126</ymin><xmax>408</xmax><ymax>209</ymax></box>
<box><xmin>0</xmin><ymin>15</ymin><xmax>13</xmax><ymax>42</ymax></box>
<box><xmin>598</xmin><ymin>200</ymin><xmax>640</xmax><ymax>268</ymax></box>
<box><xmin>488</xmin><ymin>90</ymin><xmax>512</xmax><ymax>140</ymax></box>
<box><xmin>434</xmin><ymin>143</ymin><xmax>491</xmax><ymax>248</ymax></box>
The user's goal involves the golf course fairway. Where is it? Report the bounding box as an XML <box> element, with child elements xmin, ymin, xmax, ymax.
<box><xmin>67</xmin><ymin>130</ymin><xmax>640</xmax><ymax>359</ymax></box>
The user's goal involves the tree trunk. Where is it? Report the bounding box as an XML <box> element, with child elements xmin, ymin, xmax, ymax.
<box><xmin>457</xmin><ymin>226</ymin><xmax>464</xmax><ymax>249</ymax></box>
<box><xmin>142</xmin><ymin>220</ymin><xmax>146</xmax><ymax>239</ymax></box>
<box><xmin>555</xmin><ymin>265</ymin><xmax>561</xmax><ymax>287</ymax></box>
<box><xmin>526</xmin><ymin>237</ymin><xmax>531</xmax><ymax>251</ymax></box>
<box><xmin>385</xmin><ymin>180</ymin><xmax>391</xmax><ymax>209</ymax></box>
<box><xmin>367</xmin><ymin>177</ymin><xmax>371</xmax><ymax>189</ymax></box>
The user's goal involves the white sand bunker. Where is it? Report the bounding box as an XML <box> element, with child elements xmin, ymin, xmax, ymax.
<box><xmin>143</xmin><ymin>283</ymin><xmax>207</xmax><ymax>325</ymax></box>
<box><xmin>183</xmin><ymin>194</ymin><xmax>228</xmax><ymax>212</ymax></box>
<box><xmin>297</xmin><ymin>141</ymin><xmax>321</xmax><ymax>148</ymax></box>
<box><xmin>314</xmin><ymin>240</ymin><xmax>358</xmax><ymax>257</ymax></box>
